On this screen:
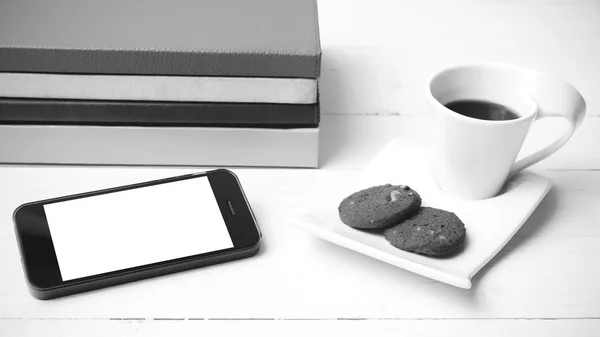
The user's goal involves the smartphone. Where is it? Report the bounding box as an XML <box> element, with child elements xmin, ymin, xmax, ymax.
<box><xmin>13</xmin><ymin>169</ymin><xmax>261</xmax><ymax>300</ymax></box>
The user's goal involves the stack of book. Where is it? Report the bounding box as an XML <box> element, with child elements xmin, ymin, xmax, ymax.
<box><xmin>0</xmin><ymin>0</ymin><xmax>321</xmax><ymax>167</ymax></box>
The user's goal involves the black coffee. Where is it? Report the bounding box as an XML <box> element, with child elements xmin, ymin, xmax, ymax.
<box><xmin>444</xmin><ymin>100</ymin><xmax>520</xmax><ymax>121</ymax></box>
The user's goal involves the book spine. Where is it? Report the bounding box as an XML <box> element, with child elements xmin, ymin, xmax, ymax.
<box><xmin>0</xmin><ymin>124</ymin><xmax>319</xmax><ymax>168</ymax></box>
<box><xmin>0</xmin><ymin>99</ymin><xmax>319</xmax><ymax>127</ymax></box>
<box><xmin>0</xmin><ymin>48</ymin><xmax>320</xmax><ymax>78</ymax></box>
<box><xmin>0</xmin><ymin>73</ymin><xmax>318</xmax><ymax>104</ymax></box>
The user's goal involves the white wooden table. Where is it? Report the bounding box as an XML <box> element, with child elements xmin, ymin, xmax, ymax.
<box><xmin>1</xmin><ymin>0</ymin><xmax>600</xmax><ymax>335</ymax></box>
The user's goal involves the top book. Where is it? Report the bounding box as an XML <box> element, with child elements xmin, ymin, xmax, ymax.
<box><xmin>0</xmin><ymin>0</ymin><xmax>321</xmax><ymax>78</ymax></box>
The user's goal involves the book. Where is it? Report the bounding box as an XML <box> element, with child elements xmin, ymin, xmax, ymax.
<box><xmin>0</xmin><ymin>73</ymin><xmax>318</xmax><ymax>104</ymax></box>
<box><xmin>0</xmin><ymin>0</ymin><xmax>321</xmax><ymax>78</ymax></box>
<box><xmin>0</xmin><ymin>0</ymin><xmax>322</xmax><ymax>167</ymax></box>
<box><xmin>0</xmin><ymin>98</ymin><xmax>319</xmax><ymax>127</ymax></box>
<box><xmin>0</xmin><ymin>124</ymin><xmax>319</xmax><ymax>167</ymax></box>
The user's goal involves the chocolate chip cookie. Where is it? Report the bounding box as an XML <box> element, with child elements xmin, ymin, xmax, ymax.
<box><xmin>338</xmin><ymin>184</ymin><xmax>422</xmax><ymax>229</ymax></box>
<box><xmin>383</xmin><ymin>207</ymin><xmax>466</xmax><ymax>256</ymax></box>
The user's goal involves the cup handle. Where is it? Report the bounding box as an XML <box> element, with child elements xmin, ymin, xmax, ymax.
<box><xmin>509</xmin><ymin>72</ymin><xmax>586</xmax><ymax>177</ymax></box>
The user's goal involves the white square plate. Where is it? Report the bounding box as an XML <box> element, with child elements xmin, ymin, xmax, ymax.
<box><xmin>291</xmin><ymin>140</ymin><xmax>551</xmax><ymax>288</ymax></box>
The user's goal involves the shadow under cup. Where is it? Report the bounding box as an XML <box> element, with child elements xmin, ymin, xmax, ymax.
<box><xmin>428</xmin><ymin>64</ymin><xmax>539</xmax><ymax>200</ymax></box>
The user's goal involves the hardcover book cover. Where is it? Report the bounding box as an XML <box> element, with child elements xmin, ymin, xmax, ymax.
<box><xmin>0</xmin><ymin>0</ymin><xmax>321</xmax><ymax>78</ymax></box>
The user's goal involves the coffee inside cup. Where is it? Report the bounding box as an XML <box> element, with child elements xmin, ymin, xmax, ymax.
<box><xmin>444</xmin><ymin>99</ymin><xmax>520</xmax><ymax>121</ymax></box>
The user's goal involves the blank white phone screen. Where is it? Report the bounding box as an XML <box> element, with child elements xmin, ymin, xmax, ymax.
<box><xmin>44</xmin><ymin>177</ymin><xmax>234</xmax><ymax>281</ymax></box>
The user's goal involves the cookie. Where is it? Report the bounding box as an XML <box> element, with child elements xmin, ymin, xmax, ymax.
<box><xmin>338</xmin><ymin>184</ymin><xmax>422</xmax><ymax>229</ymax></box>
<box><xmin>383</xmin><ymin>207</ymin><xmax>466</xmax><ymax>256</ymax></box>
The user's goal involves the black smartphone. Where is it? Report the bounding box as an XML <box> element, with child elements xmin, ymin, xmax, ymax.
<box><xmin>13</xmin><ymin>169</ymin><xmax>261</xmax><ymax>300</ymax></box>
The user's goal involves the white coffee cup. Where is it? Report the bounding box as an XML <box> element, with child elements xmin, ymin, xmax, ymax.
<box><xmin>427</xmin><ymin>62</ymin><xmax>586</xmax><ymax>200</ymax></box>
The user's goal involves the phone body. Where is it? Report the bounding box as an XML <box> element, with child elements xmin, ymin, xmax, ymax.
<box><xmin>13</xmin><ymin>169</ymin><xmax>261</xmax><ymax>300</ymax></box>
